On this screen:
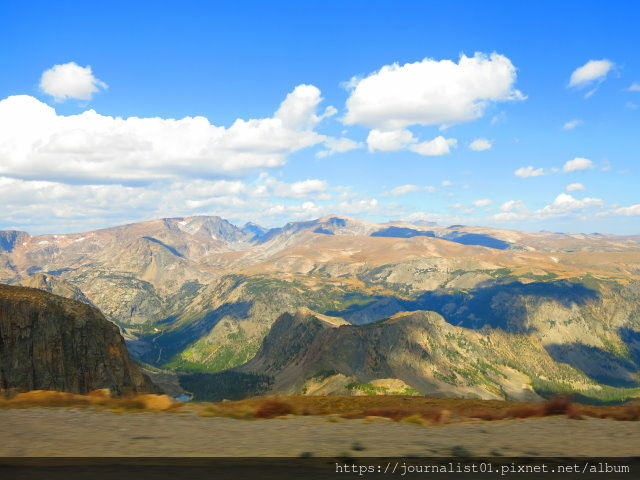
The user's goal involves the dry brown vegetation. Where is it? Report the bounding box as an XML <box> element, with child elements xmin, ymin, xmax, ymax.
<box><xmin>0</xmin><ymin>390</ymin><xmax>181</xmax><ymax>412</ymax></box>
<box><xmin>2</xmin><ymin>391</ymin><xmax>640</xmax><ymax>423</ymax></box>
<box><xmin>198</xmin><ymin>395</ymin><xmax>640</xmax><ymax>423</ymax></box>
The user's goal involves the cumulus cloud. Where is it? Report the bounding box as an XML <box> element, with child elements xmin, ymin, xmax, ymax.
<box><xmin>628</xmin><ymin>83</ymin><xmax>640</xmax><ymax>92</ymax></box>
<box><xmin>385</xmin><ymin>184</ymin><xmax>436</xmax><ymax>196</ymax></box>
<box><xmin>566</xmin><ymin>183</ymin><xmax>586</xmax><ymax>192</ymax></box>
<box><xmin>489</xmin><ymin>200</ymin><xmax>531</xmax><ymax>222</ymax></box>
<box><xmin>402</xmin><ymin>211</ymin><xmax>461</xmax><ymax>225</ymax></box>
<box><xmin>388</xmin><ymin>184</ymin><xmax>418</xmax><ymax>196</ymax></box>
<box><xmin>0</xmin><ymin>87</ymin><xmax>331</xmax><ymax>183</ymax></box>
<box><xmin>469</xmin><ymin>138</ymin><xmax>492</xmax><ymax>151</ymax></box>
<box><xmin>563</xmin><ymin>119</ymin><xmax>582</xmax><ymax>130</ymax></box>
<box><xmin>409</xmin><ymin>136</ymin><xmax>457</xmax><ymax>156</ymax></box>
<box><xmin>344</xmin><ymin>52</ymin><xmax>524</xmax><ymax>130</ymax></box>
<box><xmin>608</xmin><ymin>204</ymin><xmax>640</xmax><ymax>216</ymax></box>
<box><xmin>0</xmin><ymin>173</ymin><xmax>400</xmax><ymax>232</ymax></box>
<box><xmin>366</xmin><ymin>128</ymin><xmax>416</xmax><ymax>152</ymax></box>
<box><xmin>563</xmin><ymin>157</ymin><xmax>594</xmax><ymax>172</ymax></box>
<box><xmin>537</xmin><ymin>193</ymin><xmax>603</xmax><ymax>217</ymax></box>
<box><xmin>491</xmin><ymin>199</ymin><xmax>530</xmax><ymax>221</ymax></box>
<box><xmin>500</xmin><ymin>200</ymin><xmax>528</xmax><ymax>213</ymax></box>
<box><xmin>515</xmin><ymin>166</ymin><xmax>545</xmax><ymax>178</ymax></box>
<box><xmin>275</xmin><ymin>85</ymin><xmax>335</xmax><ymax>129</ymax></box>
<box><xmin>441</xmin><ymin>180</ymin><xmax>452</xmax><ymax>187</ymax></box>
<box><xmin>316</xmin><ymin>137</ymin><xmax>362</xmax><ymax>158</ymax></box>
<box><xmin>569</xmin><ymin>59</ymin><xmax>615</xmax><ymax>88</ymax></box>
<box><xmin>273</xmin><ymin>197</ymin><xmax>387</xmax><ymax>221</ymax></box>
<box><xmin>40</xmin><ymin>62</ymin><xmax>107</xmax><ymax>102</ymax></box>
<box><xmin>473</xmin><ymin>199</ymin><xmax>492</xmax><ymax>207</ymax></box>
<box><xmin>515</xmin><ymin>159</ymin><xmax>594</xmax><ymax>179</ymax></box>
<box><xmin>259</xmin><ymin>177</ymin><xmax>328</xmax><ymax>199</ymax></box>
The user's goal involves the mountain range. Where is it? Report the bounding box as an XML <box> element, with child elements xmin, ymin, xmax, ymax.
<box><xmin>1</xmin><ymin>215</ymin><xmax>639</xmax><ymax>402</ymax></box>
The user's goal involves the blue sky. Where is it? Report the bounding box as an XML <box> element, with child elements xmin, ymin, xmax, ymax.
<box><xmin>1</xmin><ymin>0</ymin><xmax>639</xmax><ymax>234</ymax></box>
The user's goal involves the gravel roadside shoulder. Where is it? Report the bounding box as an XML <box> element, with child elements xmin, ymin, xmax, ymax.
<box><xmin>1</xmin><ymin>408</ymin><xmax>639</xmax><ymax>457</ymax></box>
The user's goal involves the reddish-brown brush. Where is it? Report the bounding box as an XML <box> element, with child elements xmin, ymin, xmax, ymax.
<box><xmin>254</xmin><ymin>400</ymin><xmax>294</xmax><ymax>418</ymax></box>
<box><xmin>542</xmin><ymin>396</ymin><xmax>575</xmax><ymax>416</ymax></box>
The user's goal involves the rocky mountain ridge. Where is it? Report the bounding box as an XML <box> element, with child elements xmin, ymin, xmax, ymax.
<box><xmin>1</xmin><ymin>215</ymin><xmax>639</xmax><ymax>402</ymax></box>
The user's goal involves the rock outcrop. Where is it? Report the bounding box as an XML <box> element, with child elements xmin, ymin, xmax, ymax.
<box><xmin>16</xmin><ymin>273</ymin><xmax>95</xmax><ymax>306</ymax></box>
<box><xmin>0</xmin><ymin>284</ymin><xmax>157</xmax><ymax>395</ymax></box>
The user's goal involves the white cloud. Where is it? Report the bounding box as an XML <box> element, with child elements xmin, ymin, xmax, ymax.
<box><xmin>473</xmin><ymin>199</ymin><xmax>492</xmax><ymax>207</ymax></box>
<box><xmin>515</xmin><ymin>166</ymin><xmax>545</xmax><ymax>178</ymax></box>
<box><xmin>566</xmin><ymin>183</ymin><xmax>586</xmax><ymax>192</ymax></box>
<box><xmin>388</xmin><ymin>184</ymin><xmax>418</xmax><ymax>196</ymax></box>
<box><xmin>385</xmin><ymin>184</ymin><xmax>436</xmax><ymax>196</ymax></box>
<box><xmin>490</xmin><ymin>212</ymin><xmax>521</xmax><ymax>221</ymax></box>
<box><xmin>608</xmin><ymin>204</ymin><xmax>640</xmax><ymax>216</ymax></box>
<box><xmin>563</xmin><ymin>119</ymin><xmax>582</xmax><ymax>130</ymax></box>
<box><xmin>569</xmin><ymin>59</ymin><xmax>615</xmax><ymax>88</ymax></box>
<box><xmin>537</xmin><ymin>193</ymin><xmax>603</xmax><ymax>217</ymax></box>
<box><xmin>563</xmin><ymin>157</ymin><xmax>595</xmax><ymax>172</ymax></box>
<box><xmin>490</xmin><ymin>200</ymin><xmax>529</xmax><ymax>221</ymax></box>
<box><xmin>344</xmin><ymin>52</ymin><xmax>524</xmax><ymax>131</ymax></box>
<box><xmin>170</xmin><ymin>179</ymin><xmax>248</xmax><ymax>197</ymax></box>
<box><xmin>402</xmin><ymin>211</ymin><xmax>461</xmax><ymax>225</ymax></box>
<box><xmin>469</xmin><ymin>138</ymin><xmax>492</xmax><ymax>151</ymax></box>
<box><xmin>0</xmin><ymin>87</ymin><xmax>330</xmax><ymax>182</ymax></box>
<box><xmin>337</xmin><ymin>198</ymin><xmax>379</xmax><ymax>214</ymax></box>
<box><xmin>277</xmin><ymin>197</ymin><xmax>388</xmax><ymax>221</ymax></box>
<box><xmin>490</xmin><ymin>111</ymin><xmax>506</xmax><ymax>125</ymax></box>
<box><xmin>0</xmin><ymin>174</ymin><xmax>398</xmax><ymax>232</ymax></box>
<box><xmin>366</xmin><ymin>129</ymin><xmax>455</xmax><ymax>156</ymax></box>
<box><xmin>275</xmin><ymin>84</ymin><xmax>334</xmax><ymax>129</ymax></box>
<box><xmin>260</xmin><ymin>178</ymin><xmax>328</xmax><ymax>198</ymax></box>
<box><xmin>409</xmin><ymin>136</ymin><xmax>457</xmax><ymax>156</ymax></box>
<box><xmin>40</xmin><ymin>62</ymin><xmax>107</xmax><ymax>102</ymax></box>
<box><xmin>366</xmin><ymin>129</ymin><xmax>416</xmax><ymax>152</ymax></box>
<box><xmin>628</xmin><ymin>83</ymin><xmax>640</xmax><ymax>92</ymax></box>
<box><xmin>500</xmin><ymin>200</ymin><xmax>528</xmax><ymax>213</ymax></box>
<box><xmin>441</xmin><ymin>180</ymin><xmax>452</xmax><ymax>186</ymax></box>
<box><xmin>315</xmin><ymin>137</ymin><xmax>362</xmax><ymax>158</ymax></box>
<box><xmin>185</xmin><ymin>195</ymin><xmax>247</xmax><ymax>209</ymax></box>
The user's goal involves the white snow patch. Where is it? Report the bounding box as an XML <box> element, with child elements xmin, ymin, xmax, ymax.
<box><xmin>549</xmin><ymin>256</ymin><xmax>559</xmax><ymax>263</ymax></box>
<box><xmin>38</xmin><ymin>240</ymin><xmax>49</xmax><ymax>245</ymax></box>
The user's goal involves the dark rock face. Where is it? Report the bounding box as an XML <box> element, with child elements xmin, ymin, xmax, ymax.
<box><xmin>0</xmin><ymin>284</ymin><xmax>157</xmax><ymax>395</ymax></box>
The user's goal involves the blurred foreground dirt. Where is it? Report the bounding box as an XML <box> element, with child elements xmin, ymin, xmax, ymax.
<box><xmin>1</xmin><ymin>408</ymin><xmax>639</xmax><ymax>457</ymax></box>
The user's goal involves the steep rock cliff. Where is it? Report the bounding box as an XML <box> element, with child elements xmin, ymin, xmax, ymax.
<box><xmin>0</xmin><ymin>284</ymin><xmax>157</xmax><ymax>395</ymax></box>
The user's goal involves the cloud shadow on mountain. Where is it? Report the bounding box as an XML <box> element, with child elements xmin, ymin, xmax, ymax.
<box><xmin>326</xmin><ymin>280</ymin><xmax>599</xmax><ymax>333</ymax></box>
<box><xmin>545</xmin><ymin>336</ymin><xmax>640</xmax><ymax>388</ymax></box>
